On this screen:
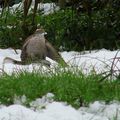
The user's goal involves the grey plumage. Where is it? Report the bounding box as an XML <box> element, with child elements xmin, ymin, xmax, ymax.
<box><xmin>4</xmin><ymin>28</ymin><xmax>67</xmax><ymax>67</ymax></box>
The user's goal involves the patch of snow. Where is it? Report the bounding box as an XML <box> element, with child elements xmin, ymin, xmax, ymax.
<box><xmin>10</xmin><ymin>2</ymin><xmax>23</xmax><ymax>12</ymax></box>
<box><xmin>30</xmin><ymin>93</ymin><xmax>54</xmax><ymax>111</ymax></box>
<box><xmin>0</xmin><ymin>104</ymin><xmax>55</xmax><ymax>120</ymax></box>
<box><xmin>40</xmin><ymin>3</ymin><xmax>60</xmax><ymax>15</ymax></box>
<box><xmin>0</xmin><ymin>102</ymin><xmax>109</xmax><ymax>120</ymax></box>
<box><xmin>0</xmin><ymin>1</ymin><xmax>59</xmax><ymax>16</ymax></box>
<box><xmin>14</xmin><ymin>95</ymin><xmax>27</xmax><ymax>105</ymax></box>
<box><xmin>4</xmin><ymin>2</ymin><xmax>59</xmax><ymax>15</ymax></box>
<box><xmin>0</xmin><ymin>93</ymin><xmax>120</xmax><ymax>120</ymax></box>
<box><xmin>0</xmin><ymin>48</ymin><xmax>120</xmax><ymax>76</ymax></box>
<box><xmin>79</xmin><ymin>101</ymin><xmax>120</xmax><ymax>120</ymax></box>
<box><xmin>61</xmin><ymin>49</ymin><xmax>120</xmax><ymax>75</ymax></box>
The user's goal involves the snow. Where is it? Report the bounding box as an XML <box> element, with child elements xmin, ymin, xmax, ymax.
<box><xmin>0</xmin><ymin>48</ymin><xmax>120</xmax><ymax>119</ymax></box>
<box><xmin>0</xmin><ymin>1</ymin><xmax>59</xmax><ymax>15</ymax></box>
<box><xmin>0</xmin><ymin>101</ymin><xmax>109</xmax><ymax>120</ymax></box>
<box><xmin>1</xmin><ymin>48</ymin><xmax>120</xmax><ymax>77</ymax></box>
<box><xmin>79</xmin><ymin>101</ymin><xmax>120</xmax><ymax>120</ymax></box>
<box><xmin>62</xmin><ymin>49</ymin><xmax>120</xmax><ymax>76</ymax></box>
<box><xmin>1</xmin><ymin>93</ymin><xmax>120</xmax><ymax>120</ymax></box>
<box><xmin>0</xmin><ymin>104</ymin><xmax>54</xmax><ymax>120</ymax></box>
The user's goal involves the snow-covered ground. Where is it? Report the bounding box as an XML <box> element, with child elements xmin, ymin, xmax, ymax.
<box><xmin>1</xmin><ymin>48</ymin><xmax>120</xmax><ymax>76</ymax></box>
<box><xmin>62</xmin><ymin>49</ymin><xmax>120</xmax><ymax>76</ymax></box>
<box><xmin>0</xmin><ymin>92</ymin><xmax>120</xmax><ymax>120</ymax></box>
<box><xmin>0</xmin><ymin>48</ymin><xmax>120</xmax><ymax>120</ymax></box>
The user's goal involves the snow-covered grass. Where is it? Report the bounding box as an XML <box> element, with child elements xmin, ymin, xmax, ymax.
<box><xmin>0</xmin><ymin>48</ymin><xmax>120</xmax><ymax>119</ymax></box>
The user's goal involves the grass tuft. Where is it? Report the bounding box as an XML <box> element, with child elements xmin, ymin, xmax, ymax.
<box><xmin>0</xmin><ymin>69</ymin><xmax>120</xmax><ymax>108</ymax></box>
